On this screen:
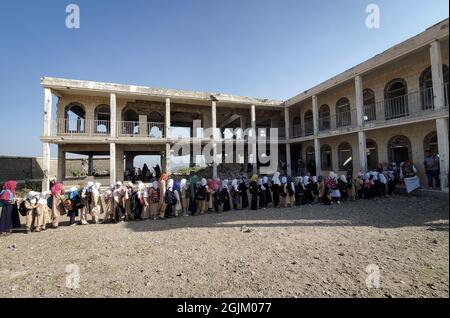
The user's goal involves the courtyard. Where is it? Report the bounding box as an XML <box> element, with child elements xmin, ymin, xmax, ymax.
<box><xmin>0</xmin><ymin>195</ymin><xmax>448</xmax><ymax>298</ymax></box>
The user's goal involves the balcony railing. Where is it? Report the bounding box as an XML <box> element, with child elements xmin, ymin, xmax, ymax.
<box><xmin>117</xmin><ymin>121</ymin><xmax>165</xmax><ymax>138</ymax></box>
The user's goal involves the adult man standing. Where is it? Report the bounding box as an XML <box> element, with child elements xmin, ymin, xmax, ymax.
<box><xmin>424</xmin><ymin>150</ymin><xmax>440</xmax><ymax>189</ymax></box>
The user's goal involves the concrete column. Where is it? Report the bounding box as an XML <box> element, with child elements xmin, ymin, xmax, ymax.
<box><xmin>436</xmin><ymin>118</ymin><xmax>449</xmax><ymax>190</ymax></box>
<box><xmin>284</xmin><ymin>107</ymin><xmax>292</xmax><ymax>176</ymax></box>
<box><xmin>88</xmin><ymin>154</ymin><xmax>94</xmax><ymax>176</ymax></box>
<box><xmin>430</xmin><ymin>41</ymin><xmax>445</xmax><ymax>110</ymax></box>
<box><xmin>355</xmin><ymin>76</ymin><xmax>365</xmax><ymax>127</ymax></box>
<box><xmin>314</xmin><ymin>138</ymin><xmax>321</xmax><ymax>176</ymax></box>
<box><xmin>251</xmin><ymin>105</ymin><xmax>257</xmax><ymax>175</ymax></box>
<box><xmin>358</xmin><ymin>131</ymin><xmax>367</xmax><ymax>173</ymax></box>
<box><xmin>41</xmin><ymin>142</ymin><xmax>51</xmax><ymax>192</ymax></box>
<box><xmin>125</xmin><ymin>153</ymin><xmax>134</xmax><ymax>171</ymax></box>
<box><xmin>110</xmin><ymin>143</ymin><xmax>116</xmax><ymax>184</ymax></box>
<box><xmin>165</xmin><ymin>143</ymin><xmax>171</xmax><ymax>174</ymax></box>
<box><xmin>139</xmin><ymin>115</ymin><xmax>148</xmax><ymax>136</ymax></box>
<box><xmin>110</xmin><ymin>93</ymin><xmax>117</xmax><ymax>138</ymax></box>
<box><xmin>44</xmin><ymin>88</ymin><xmax>52</xmax><ymax>137</ymax></box>
<box><xmin>57</xmin><ymin>147</ymin><xmax>65</xmax><ymax>182</ymax></box>
<box><xmin>312</xmin><ymin>95</ymin><xmax>319</xmax><ymax>135</ymax></box>
<box><xmin>212</xmin><ymin>101</ymin><xmax>218</xmax><ymax>178</ymax></box>
<box><xmin>165</xmin><ymin>98</ymin><xmax>171</xmax><ymax>139</ymax></box>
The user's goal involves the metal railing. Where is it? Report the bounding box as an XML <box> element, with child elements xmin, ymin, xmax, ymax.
<box><xmin>319</xmin><ymin>116</ymin><xmax>331</xmax><ymax>131</ymax></box>
<box><xmin>336</xmin><ymin>110</ymin><xmax>352</xmax><ymax>127</ymax></box>
<box><xmin>117</xmin><ymin>121</ymin><xmax>165</xmax><ymax>138</ymax></box>
<box><xmin>291</xmin><ymin>124</ymin><xmax>302</xmax><ymax>138</ymax></box>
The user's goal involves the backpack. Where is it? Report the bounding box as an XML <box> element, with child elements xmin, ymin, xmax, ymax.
<box><xmin>197</xmin><ymin>186</ymin><xmax>206</xmax><ymax>200</ymax></box>
<box><xmin>165</xmin><ymin>190</ymin><xmax>176</xmax><ymax>205</ymax></box>
<box><xmin>288</xmin><ymin>184</ymin><xmax>295</xmax><ymax>196</ymax></box>
<box><xmin>19</xmin><ymin>200</ymin><xmax>28</xmax><ymax>216</ymax></box>
<box><xmin>151</xmin><ymin>188</ymin><xmax>160</xmax><ymax>204</ymax></box>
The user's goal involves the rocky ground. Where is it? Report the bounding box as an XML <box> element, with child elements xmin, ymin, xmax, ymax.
<box><xmin>0</xmin><ymin>195</ymin><xmax>448</xmax><ymax>298</ymax></box>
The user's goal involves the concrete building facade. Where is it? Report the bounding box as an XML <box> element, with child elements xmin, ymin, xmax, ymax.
<box><xmin>40</xmin><ymin>19</ymin><xmax>449</xmax><ymax>191</ymax></box>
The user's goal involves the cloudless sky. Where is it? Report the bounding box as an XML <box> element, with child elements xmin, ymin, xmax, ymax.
<box><xmin>0</xmin><ymin>0</ymin><xmax>448</xmax><ymax>158</ymax></box>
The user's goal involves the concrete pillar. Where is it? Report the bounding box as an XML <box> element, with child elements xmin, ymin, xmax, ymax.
<box><xmin>41</xmin><ymin>143</ymin><xmax>51</xmax><ymax>192</ymax></box>
<box><xmin>355</xmin><ymin>76</ymin><xmax>365</xmax><ymax>127</ymax></box>
<box><xmin>125</xmin><ymin>153</ymin><xmax>134</xmax><ymax>171</ymax></box>
<box><xmin>358</xmin><ymin>131</ymin><xmax>367</xmax><ymax>173</ymax></box>
<box><xmin>212</xmin><ymin>101</ymin><xmax>218</xmax><ymax>179</ymax></box>
<box><xmin>165</xmin><ymin>98</ymin><xmax>171</xmax><ymax>139</ymax></box>
<box><xmin>44</xmin><ymin>88</ymin><xmax>52</xmax><ymax>137</ymax></box>
<box><xmin>139</xmin><ymin>115</ymin><xmax>148</xmax><ymax>136</ymax></box>
<box><xmin>314</xmin><ymin>138</ymin><xmax>321</xmax><ymax>176</ymax></box>
<box><xmin>430</xmin><ymin>41</ymin><xmax>445</xmax><ymax>110</ymax></box>
<box><xmin>251</xmin><ymin>105</ymin><xmax>257</xmax><ymax>175</ymax></box>
<box><xmin>312</xmin><ymin>95</ymin><xmax>319</xmax><ymax>135</ymax></box>
<box><xmin>110</xmin><ymin>143</ymin><xmax>116</xmax><ymax>184</ymax></box>
<box><xmin>165</xmin><ymin>143</ymin><xmax>171</xmax><ymax>174</ymax></box>
<box><xmin>436</xmin><ymin>118</ymin><xmax>449</xmax><ymax>190</ymax></box>
<box><xmin>284</xmin><ymin>107</ymin><xmax>292</xmax><ymax>176</ymax></box>
<box><xmin>88</xmin><ymin>154</ymin><xmax>94</xmax><ymax>176</ymax></box>
<box><xmin>57</xmin><ymin>147</ymin><xmax>65</xmax><ymax>182</ymax></box>
<box><xmin>110</xmin><ymin>93</ymin><xmax>117</xmax><ymax>138</ymax></box>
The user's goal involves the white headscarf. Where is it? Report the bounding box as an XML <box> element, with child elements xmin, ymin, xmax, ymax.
<box><xmin>38</xmin><ymin>191</ymin><xmax>49</xmax><ymax>205</ymax></box>
<box><xmin>272</xmin><ymin>172</ymin><xmax>281</xmax><ymax>185</ymax></box>
<box><xmin>201</xmin><ymin>178</ymin><xmax>207</xmax><ymax>186</ymax></box>
<box><xmin>222</xmin><ymin>179</ymin><xmax>229</xmax><ymax>189</ymax></box>
<box><xmin>262</xmin><ymin>176</ymin><xmax>268</xmax><ymax>184</ymax></box>
<box><xmin>312</xmin><ymin>176</ymin><xmax>318</xmax><ymax>183</ymax></box>
<box><xmin>167</xmin><ymin>179</ymin><xmax>174</xmax><ymax>190</ymax></box>
<box><xmin>329</xmin><ymin>172</ymin><xmax>337</xmax><ymax>179</ymax></box>
<box><xmin>339</xmin><ymin>175</ymin><xmax>347</xmax><ymax>183</ymax></box>
<box><xmin>303</xmin><ymin>176</ymin><xmax>309</xmax><ymax>186</ymax></box>
<box><xmin>27</xmin><ymin>191</ymin><xmax>39</xmax><ymax>204</ymax></box>
<box><xmin>152</xmin><ymin>181</ymin><xmax>159</xmax><ymax>189</ymax></box>
<box><xmin>232</xmin><ymin>179</ymin><xmax>239</xmax><ymax>191</ymax></box>
<box><xmin>180</xmin><ymin>179</ymin><xmax>187</xmax><ymax>190</ymax></box>
<box><xmin>281</xmin><ymin>176</ymin><xmax>287</xmax><ymax>184</ymax></box>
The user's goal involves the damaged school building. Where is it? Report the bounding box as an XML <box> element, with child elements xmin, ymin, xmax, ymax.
<box><xmin>40</xmin><ymin>19</ymin><xmax>449</xmax><ymax>192</ymax></box>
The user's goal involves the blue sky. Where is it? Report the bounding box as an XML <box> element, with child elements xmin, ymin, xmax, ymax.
<box><xmin>0</xmin><ymin>0</ymin><xmax>448</xmax><ymax>159</ymax></box>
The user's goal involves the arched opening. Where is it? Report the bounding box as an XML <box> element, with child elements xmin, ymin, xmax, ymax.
<box><xmin>320</xmin><ymin>144</ymin><xmax>332</xmax><ymax>171</ymax></box>
<box><xmin>304</xmin><ymin>110</ymin><xmax>314</xmax><ymax>136</ymax></box>
<box><xmin>366</xmin><ymin>139</ymin><xmax>379</xmax><ymax>170</ymax></box>
<box><xmin>363</xmin><ymin>89</ymin><xmax>376</xmax><ymax>121</ymax></box>
<box><xmin>338</xmin><ymin>142</ymin><xmax>353</xmax><ymax>171</ymax></box>
<box><xmin>305</xmin><ymin>146</ymin><xmax>316</xmax><ymax>175</ymax></box>
<box><xmin>336</xmin><ymin>98</ymin><xmax>351</xmax><ymax>127</ymax></box>
<box><xmin>94</xmin><ymin>104</ymin><xmax>110</xmax><ymax>134</ymax></box>
<box><xmin>64</xmin><ymin>103</ymin><xmax>86</xmax><ymax>134</ymax></box>
<box><xmin>292</xmin><ymin>116</ymin><xmax>301</xmax><ymax>137</ymax></box>
<box><xmin>423</xmin><ymin>131</ymin><xmax>438</xmax><ymax>157</ymax></box>
<box><xmin>388</xmin><ymin>135</ymin><xmax>412</xmax><ymax>165</ymax></box>
<box><xmin>420</xmin><ymin>65</ymin><xmax>449</xmax><ymax>110</ymax></box>
<box><xmin>384</xmin><ymin>79</ymin><xmax>408</xmax><ymax>119</ymax></box>
<box><xmin>319</xmin><ymin>105</ymin><xmax>330</xmax><ymax>131</ymax></box>
<box><xmin>121</xmin><ymin>108</ymin><xmax>140</xmax><ymax>135</ymax></box>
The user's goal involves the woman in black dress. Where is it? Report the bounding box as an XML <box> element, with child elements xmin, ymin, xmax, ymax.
<box><xmin>220</xmin><ymin>179</ymin><xmax>231</xmax><ymax>212</ymax></box>
<box><xmin>271</xmin><ymin>172</ymin><xmax>281</xmax><ymax>208</ymax></box>
<box><xmin>249</xmin><ymin>175</ymin><xmax>258</xmax><ymax>210</ymax></box>
<box><xmin>258</xmin><ymin>178</ymin><xmax>267</xmax><ymax>209</ymax></box>
<box><xmin>238</xmin><ymin>176</ymin><xmax>249</xmax><ymax>209</ymax></box>
<box><xmin>262</xmin><ymin>176</ymin><xmax>272</xmax><ymax>207</ymax></box>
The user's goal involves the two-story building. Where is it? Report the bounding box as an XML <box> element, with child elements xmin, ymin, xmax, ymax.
<box><xmin>40</xmin><ymin>19</ymin><xmax>449</xmax><ymax>191</ymax></box>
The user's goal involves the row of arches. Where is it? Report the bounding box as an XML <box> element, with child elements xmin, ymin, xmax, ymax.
<box><xmin>292</xmin><ymin>65</ymin><xmax>449</xmax><ymax>135</ymax></box>
<box><xmin>304</xmin><ymin>132</ymin><xmax>437</xmax><ymax>172</ymax></box>
<box><xmin>64</xmin><ymin>103</ymin><xmax>164</xmax><ymax>135</ymax></box>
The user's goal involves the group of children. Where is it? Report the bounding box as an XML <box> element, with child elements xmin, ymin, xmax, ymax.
<box><xmin>0</xmin><ymin>166</ymin><xmax>400</xmax><ymax>234</ymax></box>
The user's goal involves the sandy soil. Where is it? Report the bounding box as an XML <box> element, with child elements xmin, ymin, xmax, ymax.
<box><xmin>0</xmin><ymin>195</ymin><xmax>448</xmax><ymax>298</ymax></box>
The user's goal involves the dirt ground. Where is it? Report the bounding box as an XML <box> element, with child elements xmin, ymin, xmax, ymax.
<box><xmin>0</xmin><ymin>195</ymin><xmax>448</xmax><ymax>298</ymax></box>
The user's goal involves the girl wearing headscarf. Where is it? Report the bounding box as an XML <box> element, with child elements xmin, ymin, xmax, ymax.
<box><xmin>159</xmin><ymin>173</ymin><xmax>168</xmax><ymax>218</ymax></box>
<box><xmin>188</xmin><ymin>175</ymin><xmax>198</xmax><ymax>215</ymax></box>
<box><xmin>180</xmin><ymin>179</ymin><xmax>189</xmax><ymax>216</ymax></box>
<box><xmin>123</xmin><ymin>181</ymin><xmax>134</xmax><ymax>221</ymax></box>
<box><xmin>355</xmin><ymin>172</ymin><xmax>365</xmax><ymax>199</ymax></box>
<box><xmin>164</xmin><ymin>179</ymin><xmax>176</xmax><ymax>218</ymax></box>
<box><xmin>271</xmin><ymin>172</ymin><xmax>281</xmax><ymax>208</ymax></box>
<box><xmin>132</xmin><ymin>182</ymin><xmax>146</xmax><ymax>221</ymax></box>
<box><xmin>140</xmin><ymin>182</ymin><xmax>150</xmax><ymax>220</ymax></box>
<box><xmin>220</xmin><ymin>179</ymin><xmax>231</xmax><ymax>212</ymax></box>
<box><xmin>280</xmin><ymin>177</ymin><xmax>289</xmax><ymax>208</ymax></box>
<box><xmin>322</xmin><ymin>177</ymin><xmax>332</xmax><ymax>205</ymax></box>
<box><xmin>262</xmin><ymin>176</ymin><xmax>272</xmax><ymax>207</ymax></box>
<box><xmin>113</xmin><ymin>181</ymin><xmax>126</xmax><ymax>222</ymax></box>
<box><xmin>230</xmin><ymin>179</ymin><xmax>240</xmax><ymax>210</ymax></box>
<box><xmin>311</xmin><ymin>176</ymin><xmax>320</xmax><ymax>203</ymax></box>
<box><xmin>338</xmin><ymin>175</ymin><xmax>348</xmax><ymax>202</ymax></box>
<box><xmin>173</xmin><ymin>181</ymin><xmax>182</xmax><ymax>217</ymax></box>
<box><xmin>363</xmin><ymin>173</ymin><xmax>374</xmax><ymax>199</ymax></box>
<box><xmin>287</xmin><ymin>177</ymin><xmax>296</xmax><ymax>207</ymax></box>
<box><xmin>197</xmin><ymin>178</ymin><xmax>208</xmax><ymax>215</ymax></box>
<box><xmin>329</xmin><ymin>172</ymin><xmax>341</xmax><ymax>204</ymax></box>
<box><xmin>294</xmin><ymin>177</ymin><xmax>305</xmax><ymax>206</ymax></box>
<box><xmin>36</xmin><ymin>191</ymin><xmax>50</xmax><ymax>231</ymax></box>
<box><xmin>23</xmin><ymin>191</ymin><xmax>39</xmax><ymax>233</ymax></box>
<box><xmin>212</xmin><ymin>179</ymin><xmax>222</xmax><ymax>212</ymax></box>
<box><xmin>66</xmin><ymin>186</ymin><xmax>80</xmax><ymax>226</ymax></box>
<box><xmin>206</xmin><ymin>179</ymin><xmax>214</xmax><ymax>213</ymax></box>
<box><xmin>258</xmin><ymin>178</ymin><xmax>267</xmax><ymax>209</ymax></box>
<box><xmin>346</xmin><ymin>172</ymin><xmax>355</xmax><ymax>201</ymax></box>
<box><xmin>304</xmin><ymin>176</ymin><xmax>313</xmax><ymax>205</ymax></box>
<box><xmin>249</xmin><ymin>175</ymin><xmax>258</xmax><ymax>210</ymax></box>
<box><xmin>149</xmin><ymin>181</ymin><xmax>160</xmax><ymax>220</ymax></box>
<box><xmin>50</xmin><ymin>182</ymin><xmax>65</xmax><ymax>228</ymax></box>
<box><xmin>238</xmin><ymin>176</ymin><xmax>249</xmax><ymax>209</ymax></box>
